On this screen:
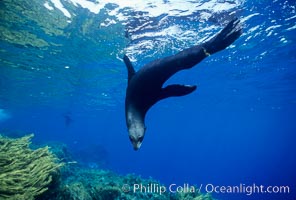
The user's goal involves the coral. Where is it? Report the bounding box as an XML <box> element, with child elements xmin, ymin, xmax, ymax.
<box><xmin>0</xmin><ymin>134</ymin><xmax>62</xmax><ymax>200</ymax></box>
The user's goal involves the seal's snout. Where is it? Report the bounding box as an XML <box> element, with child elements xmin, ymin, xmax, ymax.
<box><xmin>129</xmin><ymin>135</ymin><xmax>143</xmax><ymax>151</ymax></box>
<box><xmin>132</xmin><ymin>142</ymin><xmax>142</xmax><ymax>151</ymax></box>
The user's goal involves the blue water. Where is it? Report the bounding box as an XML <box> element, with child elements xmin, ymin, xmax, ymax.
<box><xmin>1</xmin><ymin>0</ymin><xmax>296</xmax><ymax>199</ymax></box>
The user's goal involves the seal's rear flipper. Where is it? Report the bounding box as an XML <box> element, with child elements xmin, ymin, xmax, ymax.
<box><xmin>160</xmin><ymin>84</ymin><xmax>197</xmax><ymax>100</ymax></box>
<box><xmin>205</xmin><ymin>17</ymin><xmax>242</xmax><ymax>54</ymax></box>
<box><xmin>123</xmin><ymin>55</ymin><xmax>135</xmax><ymax>83</ymax></box>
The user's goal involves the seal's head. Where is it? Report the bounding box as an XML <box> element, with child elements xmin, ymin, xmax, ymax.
<box><xmin>126</xmin><ymin>109</ymin><xmax>146</xmax><ymax>150</ymax></box>
<box><xmin>128</xmin><ymin>125</ymin><xmax>146</xmax><ymax>150</ymax></box>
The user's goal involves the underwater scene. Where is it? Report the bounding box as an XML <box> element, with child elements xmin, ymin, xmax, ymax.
<box><xmin>0</xmin><ymin>0</ymin><xmax>296</xmax><ymax>199</ymax></box>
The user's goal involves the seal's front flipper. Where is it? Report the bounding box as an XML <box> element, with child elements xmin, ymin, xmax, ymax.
<box><xmin>159</xmin><ymin>84</ymin><xmax>197</xmax><ymax>100</ymax></box>
<box><xmin>123</xmin><ymin>55</ymin><xmax>135</xmax><ymax>83</ymax></box>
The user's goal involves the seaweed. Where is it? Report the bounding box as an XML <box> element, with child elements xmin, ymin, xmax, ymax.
<box><xmin>0</xmin><ymin>134</ymin><xmax>62</xmax><ymax>200</ymax></box>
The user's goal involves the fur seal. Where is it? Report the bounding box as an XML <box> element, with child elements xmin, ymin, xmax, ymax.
<box><xmin>124</xmin><ymin>18</ymin><xmax>242</xmax><ymax>150</ymax></box>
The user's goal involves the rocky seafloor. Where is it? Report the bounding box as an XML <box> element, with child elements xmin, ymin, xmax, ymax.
<box><xmin>0</xmin><ymin>134</ymin><xmax>215</xmax><ymax>200</ymax></box>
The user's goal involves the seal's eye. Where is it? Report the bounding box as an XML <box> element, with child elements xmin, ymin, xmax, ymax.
<box><xmin>129</xmin><ymin>136</ymin><xmax>133</xmax><ymax>142</ymax></box>
<box><xmin>138</xmin><ymin>136</ymin><xmax>144</xmax><ymax>143</ymax></box>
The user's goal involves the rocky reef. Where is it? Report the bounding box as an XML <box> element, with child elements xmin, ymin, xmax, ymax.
<box><xmin>39</xmin><ymin>165</ymin><xmax>215</xmax><ymax>200</ymax></box>
<box><xmin>0</xmin><ymin>134</ymin><xmax>215</xmax><ymax>200</ymax></box>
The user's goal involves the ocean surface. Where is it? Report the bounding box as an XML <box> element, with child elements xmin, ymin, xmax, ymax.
<box><xmin>0</xmin><ymin>0</ymin><xmax>296</xmax><ymax>199</ymax></box>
